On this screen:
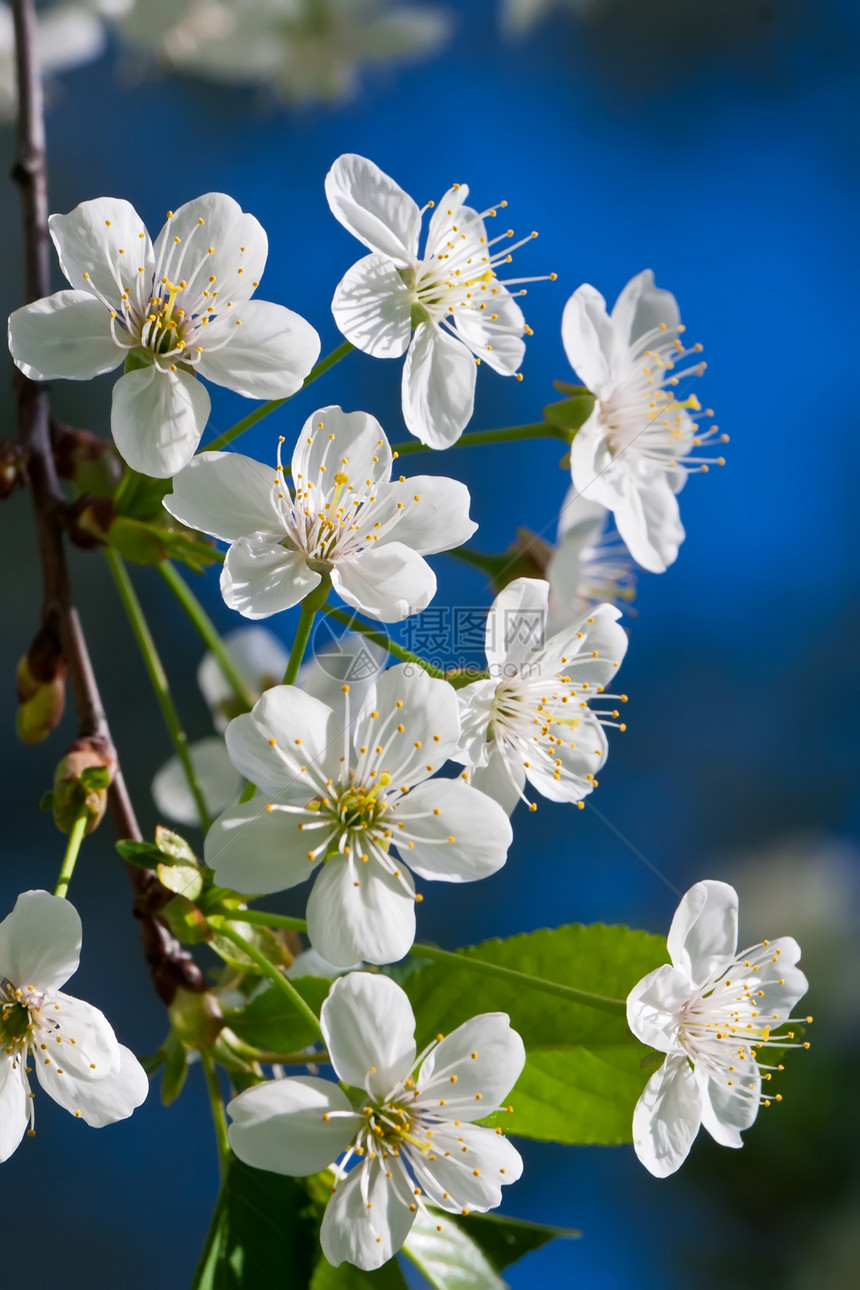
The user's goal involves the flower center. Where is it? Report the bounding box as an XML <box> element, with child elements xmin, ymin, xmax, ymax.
<box><xmin>0</xmin><ymin>991</ymin><xmax>31</xmax><ymax>1051</ymax></box>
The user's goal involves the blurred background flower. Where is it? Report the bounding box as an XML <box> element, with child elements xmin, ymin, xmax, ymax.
<box><xmin>0</xmin><ymin>1</ymin><xmax>857</xmax><ymax>1286</ymax></box>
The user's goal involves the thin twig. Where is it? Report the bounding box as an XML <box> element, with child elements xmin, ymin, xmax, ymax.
<box><xmin>10</xmin><ymin>0</ymin><xmax>205</xmax><ymax>1006</ymax></box>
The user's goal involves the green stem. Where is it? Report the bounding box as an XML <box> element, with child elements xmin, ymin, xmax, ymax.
<box><xmin>320</xmin><ymin>605</ymin><xmax>448</xmax><ymax>679</ymax></box>
<box><xmin>223</xmin><ymin>909</ymin><xmax>308</xmax><ymax>932</ymax></box>
<box><xmin>208</xmin><ymin>918</ymin><xmax>323</xmax><ymax>1038</ymax></box>
<box><xmin>219</xmin><ymin>911</ymin><xmax>624</xmax><ymax>1015</ymax></box>
<box><xmin>204</xmin><ymin>340</ymin><xmax>354</xmax><ymax>453</ymax></box>
<box><xmin>409</xmin><ymin>942</ymin><xmax>626</xmax><ymax>1015</ymax></box>
<box><xmin>390</xmin><ymin>422</ymin><xmax>567</xmax><ymax>458</ymax></box>
<box><xmin>283</xmin><ymin>577</ymin><xmax>330</xmax><ymax>685</ymax></box>
<box><xmin>158</xmin><ymin>561</ymin><xmax>255</xmax><ymax>713</ymax></box>
<box><xmin>53</xmin><ymin>808</ymin><xmax>88</xmax><ymax>899</ymax></box>
<box><xmin>200</xmin><ymin>1048</ymin><xmax>231</xmax><ymax>1179</ymax></box>
<box><xmin>105</xmin><ymin>550</ymin><xmax>212</xmax><ymax>831</ymax></box>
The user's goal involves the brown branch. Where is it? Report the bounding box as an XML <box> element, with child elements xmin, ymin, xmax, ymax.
<box><xmin>10</xmin><ymin>0</ymin><xmax>205</xmax><ymax>1005</ymax></box>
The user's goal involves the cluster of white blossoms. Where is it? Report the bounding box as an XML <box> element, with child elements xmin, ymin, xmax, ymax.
<box><xmin>4</xmin><ymin>147</ymin><xmax>808</xmax><ymax>1275</ymax></box>
<box><xmin>0</xmin><ymin>891</ymin><xmax>147</xmax><ymax>1161</ymax></box>
<box><xmin>228</xmin><ymin>972</ymin><xmax>525</xmax><ymax>1270</ymax></box>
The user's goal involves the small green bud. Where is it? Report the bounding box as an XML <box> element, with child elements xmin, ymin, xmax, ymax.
<box><xmin>52</xmin><ymin>737</ymin><xmax>115</xmax><ymax>833</ymax></box>
<box><xmin>168</xmin><ymin>988</ymin><xmax>224</xmax><ymax>1051</ymax></box>
<box><xmin>15</xmin><ymin>627</ymin><xmax>67</xmax><ymax>745</ymax></box>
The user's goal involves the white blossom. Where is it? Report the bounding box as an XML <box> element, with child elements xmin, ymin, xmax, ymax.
<box><xmin>627</xmin><ymin>880</ymin><xmax>809</xmax><ymax>1178</ymax></box>
<box><xmin>8</xmin><ymin>193</ymin><xmax>320</xmax><ymax>477</ymax></box>
<box><xmin>0</xmin><ymin>890</ymin><xmax>148</xmax><ymax>1162</ymax></box>
<box><xmin>227</xmin><ymin>972</ymin><xmax>524</xmax><ymax>1270</ymax></box>
<box><xmin>326</xmin><ymin>153</ymin><xmax>551</xmax><ymax>448</ymax></box>
<box><xmin>456</xmin><ymin>577</ymin><xmax>628</xmax><ymax>813</ymax></box>
<box><xmin>152</xmin><ymin>627</ymin><xmax>385</xmax><ymax>827</ymax></box>
<box><xmin>164</xmin><ymin>405</ymin><xmax>477</xmax><ymax>622</ymax></box>
<box><xmin>499</xmin><ymin>0</ymin><xmax>597</xmax><ymax>37</ymax></box>
<box><xmin>205</xmin><ymin>663</ymin><xmax>513</xmax><ymax>966</ymax></box>
<box><xmin>117</xmin><ymin>0</ymin><xmax>452</xmax><ymax>106</ymax></box>
<box><xmin>564</xmin><ymin>269</ymin><xmax>726</xmax><ymax>572</ymax></box>
<box><xmin>546</xmin><ymin>487</ymin><xmax>636</xmax><ymax>634</ymax></box>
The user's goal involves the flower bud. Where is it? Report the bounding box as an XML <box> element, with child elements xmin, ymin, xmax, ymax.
<box><xmin>169</xmin><ymin>988</ymin><xmax>224</xmax><ymax>1050</ymax></box>
<box><xmin>0</xmin><ymin>441</ymin><xmax>27</xmax><ymax>500</ymax></box>
<box><xmin>53</xmin><ymin>424</ymin><xmax>121</xmax><ymax>498</ymax></box>
<box><xmin>15</xmin><ymin>627</ymin><xmax>67</xmax><ymax>744</ymax></box>
<box><xmin>51</xmin><ymin>736</ymin><xmax>115</xmax><ymax>833</ymax></box>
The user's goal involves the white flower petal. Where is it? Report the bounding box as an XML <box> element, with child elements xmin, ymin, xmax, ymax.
<box><xmin>455</xmin><ymin>679</ymin><xmax>498</xmax><ymax>771</ymax></box>
<box><xmin>227</xmin><ymin>1076</ymin><xmax>359</xmax><ymax>1176</ymax></box>
<box><xmin>332</xmin><ymin>542</ymin><xmax>436</xmax><ymax>623</ymax></box>
<box><xmin>321</xmin><ymin>1157</ymin><xmax>416</xmax><ymax>1270</ymax></box>
<box><xmin>40</xmin><ymin>990</ymin><xmax>122</xmax><ymax>1079</ymax></box>
<box><xmin>0</xmin><ymin>890</ymin><xmax>81</xmax><ymax>991</ymax></box>
<box><xmin>353</xmin><ymin>663</ymin><xmax>461</xmax><ymax>778</ymax></box>
<box><xmin>221</xmin><ymin>535</ymin><xmax>320</xmax><ymax>619</ymax></box>
<box><xmin>519</xmin><ymin>710</ymin><xmax>607</xmax><ymax>805</ymax></box>
<box><xmin>306</xmin><ymin>854</ymin><xmax>416</xmax><ymax>968</ymax></box>
<box><xmin>0</xmin><ymin>1059</ymin><xmax>30</xmax><ymax>1163</ymax></box>
<box><xmin>746</xmin><ymin>936</ymin><xmax>808</xmax><ymax>1020</ymax></box>
<box><xmin>561</xmin><ymin>284</ymin><xmax>616</xmax><ymax>398</ymax></box>
<box><xmin>626</xmin><ymin>963</ymin><xmax>691</xmax><ymax>1055</ymax></box>
<box><xmin>331</xmin><ymin>253</ymin><xmax>413</xmax><ymax>357</ymax></box>
<box><xmin>49</xmin><ymin>197</ymin><xmax>153</xmax><ymax>306</ymax></box>
<box><xmin>164</xmin><ymin>450</ymin><xmax>282</xmax><ymax>543</ymax></box>
<box><xmin>371</xmin><ymin>475</ymin><xmax>477</xmax><ymax>556</ymax></box>
<box><xmin>396</xmin><ymin>779</ymin><xmax>512</xmax><ymax>883</ymax></box>
<box><xmin>557</xmin><ymin>487</ymin><xmax>609</xmax><ymax>544</ymax></box>
<box><xmin>417</xmin><ymin>1013</ymin><xmax>525</xmax><ymax>1119</ymax></box>
<box><xmin>197</xmin><ymin>299</ymin><xmax>320</xmax><ymax>399</ymax></box>
<box><xmin>632</xmin><ymin>1053</ymin><xmax>702</xmax><ymax>1178</ymax></box>
<box><xmin>699</xmin><ymin>1056</ymin><xmax>760</xmax><ymax>1149</ymax></box>
<box><xmin>484</xmin><ymin>577</ymin><xmax>549</xmax><ymax>672</ymax></box>
<box><xmin>409</xmin><ymin>1122</ymin><xmax>523</xmax><ymax>1213</ymax></box>
<box><xmin>204</xmin><ymin>796</ymin><xmax>319</xmax><ymax>896</ymax></box>
<box><xmin>153</xmin><ymin>193</ymin><xmax>267</xmax><ymax>305</ymax></box>
<box><xmin>401</xmin><ymin>323</ymin><xmax>476</xmax><ymax>449</ymax></box>
<box><xmin>453</xmin><ymin>287</ymin><xmax>525</xmax><ymax>376</ymax></box>
<box><xmin>468</xmin><ymin>746</ymin><xmax>525</xmax><ymax>816</ymax></box>
<box><xmin>37</xmin><ymin>1044</ymin><xmax>148</xmax><ymax>1127</ymax></box>
<box><xmin>151</xmin><ymin>737</ymin><xmax>243</xmax><ymax>828</ymax></box>
<box><xmin>111</xmin><ymin>366</ymin><xmax>210</xmax><ymax>478</ymax></box>
<box><xmin>611</xmin><ymin>269</ymin><xmax>680</xmax><ymax>349</ymax></box>
<box><xmin>325</xmin><ymin>153</ymin><xmax>421</xmax><ymax>267</ymax></box>
<box><xmin>225</xmin><ymin>684</ymin><xmax>342</xmax><ymax>794</ymax></box>
<box><xmin>425</xmin><ymin>184</ymin><xmax>472</xmax><ymax>257</ymax></box>
<box><xmin>667</xmin><ymin>881</ymin><xmax>738</xmax><ymax>984</ymax></box>
<box><xmin>612</xmin><ymin>473</ymin><xmax>685</xmax><ymax>575</ymax></box>
<box><xmin>8</xmin><ymin>290</ymin><xmax>119</xmax><ymax>381</ymax></box>
<box><xmin>321</xmin><ymin>973</ymin><xmax>417</xmax><ymax>1097</ymax></box>
<box><xmin>290</xmin><ymin>405</ymin><xmax>392</xmax><ymax>493</ymax></box>
<box><xmin>537</xmin><ymin>601</ymin><xmax>629</xmax><ymax>692</ymax></box>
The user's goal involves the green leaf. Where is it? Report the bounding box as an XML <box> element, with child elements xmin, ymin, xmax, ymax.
<box><xmin>225</xmin><ymin>977</ymin><xmax>330</xmax><ymax>1053</ymax></box>
<box><xmin>116</xmin><ymin>839</ymin><xmax>163</xmax><ymax>865</ymax></box>
<box><xmin>404</xmin><ymin>1211</ymin><xmax>504</xmax><ymax>1289</ymax></box>
<box><xmin>192</xmin><ymin>1157</ymin><xmax>318</xmax><ymax>1290</ymax></box>
<box><xmin>404</xmin><ymin>924</ymin><xmax>666</xmax><ymax>1146</ymax></box>
<box><xmin>449</xmin><ymin>1210</ymin><xmax>579</xmax><ymax>1272</ymax></box>
<box><xmin>309</xmin><ymin>1257</ymin><xmax>410</xmax><ymax>1290</ymax></box>
<box><xmin>157</xmin><ymin>861</ymin><xmax>204</xmax><ymax>902</ymax></box>
<box><xmin>80</xmin><ymin>765</ymin><xmax>111</xmax><ymax>790</ymax></box>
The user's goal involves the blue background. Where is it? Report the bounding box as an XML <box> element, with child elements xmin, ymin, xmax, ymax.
<box><xmin>0</xmin><ymin>1</ymin><xmax>858</xmax><ymax>1285</ymax></box>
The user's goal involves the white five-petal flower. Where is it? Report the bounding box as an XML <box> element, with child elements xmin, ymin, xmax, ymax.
<box><xmin>8</xmin><ymin>192</ymin><xmax>320</xmax><ymax>477</ymax></box>
<box><xmin>152</xmin><ymin>626</ymin><xmax>386</xmax><ymax>828</ymax></box>
<box><xmin>564</xmin><ymin>269</ymin><xmax>726</xmax><ymax>573</ymax></box>
<box><xmin>204</xmin><ymin>663</ymin><xmax>513</xmax><ymax>966</ymax></box>
<box><xmin>455</xmin><ymin>578</ymin><xmax>628</xmax><ymax>814</ymax></box>
<box><xmin>326</xmin><ymin>153</ymin><xmax>549</xmax><ymax>448</ymax></box>
<box><xmin>0</xmin><ymin>890</ymin><xmax>148</xmax><ymax>1162</ymax></box>
<box><xmin>227</xmin><ymin>972</ymin><xmax>525</xmax><ymax>1270</ymax></box>
<box><xmin>164</xmin><ymin>405</ymin><xmax>478</xmax><ymax>623</ymax></box>
<box><xmin>627</xmin><ymin>879</ymin><xmax>809</xmax><ymax>1178</ymax></box>
<box><xmin>546</xmin><ymin>487</ymin><xmax>636</xmax><ymax>635</ymax></box>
